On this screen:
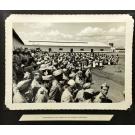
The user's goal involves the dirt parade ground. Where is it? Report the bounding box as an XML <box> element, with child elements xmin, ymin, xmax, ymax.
<box><xmin>91</xmin><ymin>53</ymin><xmax>125</xmax><ymax>103</ymax></box>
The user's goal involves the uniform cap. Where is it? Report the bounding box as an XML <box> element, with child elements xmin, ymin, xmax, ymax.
<box><xmin>53</xmin><ymin>69</ymin><xmax>63</xmax><ymax>76</ymax></box>
<box><xmin>83</xmin><ymin>83</ymin><xmax>91</xmax><ymax>89</ymax></box>
<box><xmin>68</xmin><ymin>79</ymin><xmax>75</xmax><ymax>86</ymax></box>
<box><xmin>63</xmin><ymin>68</ymin><xmax>67</xmax><ymax>72</ymax></box>
<box><xmin>69</xmin><ymin>72</ymin><xmax>76</xmax><ymax>78</ymax></box>
<box><xmin>39</xmin><ymin>64</ymin><xmax>47</xmax><ymax>71</ymax></box>
<box><xmin>37</xmin><ymin>62</ymin><xmax>41</xmax><ymax>65</ymax></box>
<box><xmin>42</xmin><ymin>75</ymin><xmax>53</xmax><ymax>81</ymax></box>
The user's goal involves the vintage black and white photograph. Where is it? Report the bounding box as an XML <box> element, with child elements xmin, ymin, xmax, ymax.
<box><xmin>5</xmin><ymin>15</ymin><xmax>133</xmax><ymax>110</ymax></box>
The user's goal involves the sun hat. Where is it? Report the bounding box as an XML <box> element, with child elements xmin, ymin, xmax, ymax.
<box><xmin>53</xmin><ymin>69</ymin><xmax>63</xmax><ymax>76</ymax></box>
<box><xmin>39</xmin><ymin>64</ymin><xmax>47</xmax><ymax>71</ymax></box>
<box><xmin>69</xmin><ymin>72</ymin><xmax>76</xmax><ymax>78</ymax></box>
<box><xmin>87</xmin><ymin>65</ymin><xmax>92</xmax><ymax>68</ymax></box>
<box><xmin>42</xmin><ymin>75</ymin><xmax>53</xmax><ymax>81</ymax></box>
<box><xmin>46</xmin><ymin>66</ymin><xmax>54</xmax><ymax>71</ymax></box>
<box><xmin>63</xmin><ymin>68</ymin><xmax>67</xmax><ymax>73</ymax></box>
<box><xmin>68</xmin><ymin>79</ymin><xmax>75</xmax><ymax>86</ymax></box>
<box><xmin>37</xmin><ymin>61</ymin><xmax>41</xmax><ymax>65</ymax></box>
<box><xmin>83</xmin><ymin>83</ymin><xmax>91</xmax><ymax>89</ymax></box>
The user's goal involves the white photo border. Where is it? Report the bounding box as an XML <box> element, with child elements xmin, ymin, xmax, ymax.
<box><xmin>5</xmin><ymin>14</ymin><xmax>133</xmax><ymax>110</ymax></box>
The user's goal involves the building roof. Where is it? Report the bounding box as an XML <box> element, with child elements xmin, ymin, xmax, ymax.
<box><xmin>26</xmin><ymin>40</ymin><xmax>110</xmax><ymax>47</ymax></box>
<box><xmin>13</xmin><ymin>28</ymin><xmax>110</xmax><ymax>48</ymax></box>
<box><xmin>13</xmin><ymin>29</ymin><xmax>24</xmax><ymax>45</ymax></box>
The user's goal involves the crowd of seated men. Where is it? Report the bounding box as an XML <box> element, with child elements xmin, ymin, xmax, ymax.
<box><xmin>12</xmin><ymin>48</ymin><xmax>117</xmax><ymax>103</ymax></box>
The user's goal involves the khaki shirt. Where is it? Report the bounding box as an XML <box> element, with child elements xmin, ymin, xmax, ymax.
<box><xmin>49</xmin><ymin>80</ymin><xmax>61</xmax><ymax>102</ymax></box>
<box><xmin>61</xmin><ymin>88</ymin><xmax>73</xmax><ymax>103</ymax></box>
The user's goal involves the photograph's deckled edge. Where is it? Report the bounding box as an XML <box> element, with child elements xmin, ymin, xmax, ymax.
<box><xmin>5</xmin><ymin>14</ymin><xmax>133</xmax><ymax>110</ymax></box>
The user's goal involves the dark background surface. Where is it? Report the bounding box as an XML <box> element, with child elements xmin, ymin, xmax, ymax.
<box><xmin>0</xmin><ymin>10</ymin><xmax>135</xmax><ymax>125</ymax></box>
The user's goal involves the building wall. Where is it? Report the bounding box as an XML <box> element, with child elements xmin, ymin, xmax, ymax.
<box><xmin>13</xmin><ymin>35</ymin><xmax>111</xmax><ymax>52</ymax></box>
<box><xmin>13</xmin><ymin>36</ymin><xmax>24</xmax><ymax>49</ymax></box>
<box><xmin>25</xmin><ymin>45</ymin><xmax>111</xmax><ymax>52</ymax></box>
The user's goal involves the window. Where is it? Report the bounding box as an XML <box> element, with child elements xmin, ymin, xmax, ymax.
<box><xmin>91</xmin><ymin>49</ymin><xmax>94</xmax><ymax>52</ymax></box>
<box><xmin>100</xmin><ymin>49</ymin><xmax>104</xmax><ymax>51</ymax></box>
<box><xmin>80</xmin><ymin>48</ymin><xmax>84</xmax><ymax>51</ymax></box>
<box><xmin>59</xmin><ymin>48</ymin><xmax>63</xmax><ymax>51</ymax></box>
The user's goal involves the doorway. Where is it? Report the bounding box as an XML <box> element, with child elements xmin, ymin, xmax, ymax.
<box><xmin>91</xmin><ymin>49</ymin><xmax>94</xmax><ymax>53</ymax></box>
<box><xmin>70</xmin><ymin>48</ymin><xmax>73</xmax><ymax>53</ymax></box>
<box><xmin>49</xmin><ymin>48</ymin><xmax>52</xmax><ymax>52</ymax></box>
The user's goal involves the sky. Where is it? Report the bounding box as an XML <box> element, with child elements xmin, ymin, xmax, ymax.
<box><xmin>13</xmin><ymin>22</ymin><xmax>126</xmax><ymax>48</ymax></box>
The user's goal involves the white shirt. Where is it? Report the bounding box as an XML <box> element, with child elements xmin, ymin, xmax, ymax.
<box><xmin>94</xmin><ymin>93</ymin><xmax>105</xmax><ymax>103</ymax></box>
<box><xmin>35</xmin><ymin>87</ymin><xmax>48</xmax><ymax>103</ymax></box>
<box><xmin>61</xmin><ymin>88</ymin><xmax>73</xmax><ymax>103</ymax></box>
<box><xmin>13</xmin><ymin>90</ymin><xmax>27</xmax><ymax>103</ymax></box>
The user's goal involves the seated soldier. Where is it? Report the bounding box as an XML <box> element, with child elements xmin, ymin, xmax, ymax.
<box><xmin>93</xmin><ymin>83</ymin><xmax>112</xmax><ymax>103</ymax></box>
<box><xmin>83</xmin><ymin>89</ymin><xmax>95</xmax><ymax>103</ymax></box>
<box><xmin>31</xmin><ymin>71</ymin><xmax>42</xmax><ymax>102</ymax></box>
<box><xmin>13</xmin><ymin>79</ymin><xmax>31</xmax><ymax>103</ymax></box>
<box><xmin>34</xmin><ymin>87</ymin><xmax>48</xmax><ymax>103</ymax></box>
<box><xmin>75</xmin><ymin>83</ymin><xmax>91</xmax><ymax>103</ymax></box>
<box><xmin>61</xmin><ymin>79</ymin><xmax>75</xmax><ymax>103</ymax></box>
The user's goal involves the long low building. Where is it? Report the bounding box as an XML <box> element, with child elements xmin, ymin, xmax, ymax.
<box><xmin>26</xmin><ymin>41</ymin><xmax>111</xmax><ymax>53</ymax></box>
<box><xmin>13</xmin><ymin>29</ymin><xmax>112</xmax><ymax>53</ymax></box>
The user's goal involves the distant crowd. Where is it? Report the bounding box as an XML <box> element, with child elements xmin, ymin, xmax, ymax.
<box><xmin>12</xmin><ymin>47</ymin><xmax>119</xmax><ymax>103</ymax></box>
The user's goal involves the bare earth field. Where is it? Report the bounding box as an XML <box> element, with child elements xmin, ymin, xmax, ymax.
<box><xmin>91</xmin><ymin>53</ymin><xmax>125</xmax><ymax>103</ymax></box>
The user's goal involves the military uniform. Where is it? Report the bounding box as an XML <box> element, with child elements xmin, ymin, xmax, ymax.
<box><xmin>35</xmin><ymin>87</ymin><xmax>48</xmax><ymax>103</ymax></box>
<box><xmin>49</xmin><ymin>80</ymin><xmax>61</xmax><ymax>102</ymax></box>
<box><xmin>94</xmin><ymin>92</ymin><xmax>112</xmax><ymax>103</ymax></box>
<box><xmin>61</xmin><ymin>88</ymin><xmax>73</xmax><ymax>102</ymax></box>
